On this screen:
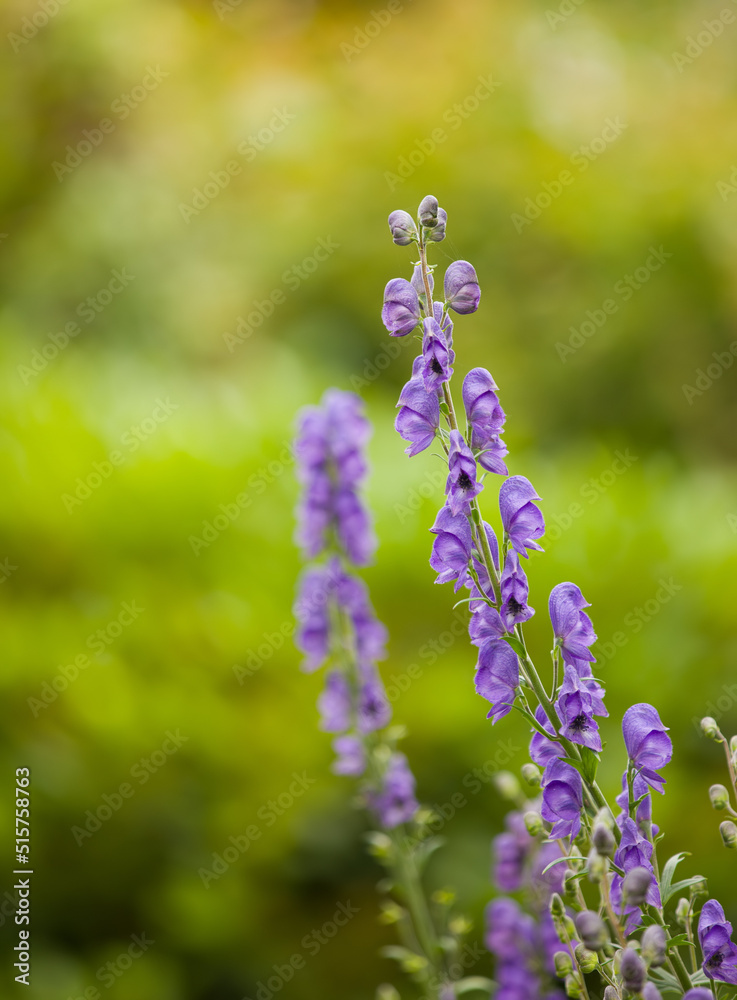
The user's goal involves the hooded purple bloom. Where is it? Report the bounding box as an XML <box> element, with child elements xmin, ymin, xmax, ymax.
<box><xmin>381</xmin><ymin>277</ymin><xmax>421</xmax><ymax>336</ymax></box>
<box><xmin>370</xmin><ymin>752</ymin><xmax>419</xmax><ymax>828</ymax></box>
<box><xmin>622</xmin><ymin>703</ymin><xmax>672</xmax><ymax>794</ymax></box>
<box><xmin>421</xmin><ymin>316</ymin><xmax>454</xmax><ymax>392</ymax></box>
<box><xmin>429</xmin><ymin>505</ymin><xmax>473</xmax><ymax>590</ymax></box>
<box><xmin>500</xmin><ymin>550</ymin><xmax>534</xmax><ymax>629</ymax></box>
<box><xmin>541</xmin><ymin>759</ymin><xmax>582</xmax><ymax>841</ymax></box>
<box><xmin>548</xmin><ymin>583</ymin><xmax>597</xmax><ymax>665</ymax></box>
<box><xmin>555</xmin><ymin>666</ymin><xmax>602</xmax><ymax>752</ymax></box>
<box><xmin>615</xmin><ymin>770</ymin><xmax>654</xmax><ymax>831</ymax></box>
<box><xmin>499</xmin><ymin>476</ymin><xmax>545</xmax><ymax>558</ymax></box>
<box><xmin>493</xmin><ymin>811</ymin><xmax>534</xmax><ymax>892</ymax></box>
<box><xmin>331</xmin><ymin>735</ymin><xmax>365</xmax><ymax>776</ymax></box>
<box><xmin>395</xmin><ymin>362</ymin><xmax>441</xmax><ymax>457</ymax></box>
<box><xmin>388</xmin><ymin>209</ymin><xmax>417</xmax><ymax>246</ymax></box>
<box><xmin>332</xmin><ymin>488</ymin><xmax>375</xmax><ymax>566</ymax></box>
<box><xmin>469</xmin><ymin>603</ymin><xmax>507</xmax><ymax>646</ymax></box>
<box><xmin>475</xmin><ymin>640</ymin><xmax>519</xmax><ymax>722</ymax></box>
<box><xmin>698</xmin><ymin>900</ymin><xmax>737</xmax><ymax>984</ymax></box>
<box><xmin>334</xmin><ymin>567</ymin><xmax>388</xmax><ymax>665</ymax></box>
<box><xmin>462</xmin><ymin>367</ymin><xmax>509</xmax><ymax>476</ymax></box>
<box><xmin>357</xmin><ymin>664</ymin><xmax>392</xmax><ymax>733</ymax></box>
<box><xmin>529</xmin><ymin>705</ymin><xmax>563</xmax><ymax>768</ymax></box>
<box><xmin>446</xmin><ymin>430</ymin><xmax>483</xmax><ymax>515</ymax></box>
<box><xmin>611</xmin><ymin>817</ymin><xmax>659</xmax><ymax>932</ymax></box>
<box><xmin>444</xmin><ymin>260</ymin><xmax>480</xmax><ymax>314</ymax></box>
<box><xmin>318</xmin><ymin>669</ymin><xmax>351</xmax><ymax>732</ymax></box>
<box><xmin>294</xmin><ymin>562</ymin><xmax>339</xmax><ymax>672</ymax></box>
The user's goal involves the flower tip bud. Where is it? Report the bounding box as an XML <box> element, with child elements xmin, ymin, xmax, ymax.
<box><xmin>574</xmin><ymin>944</ymin><xmax>598</xmax><ymax>974</ymax></box>
<box><xmin>690</xmin><ymin>876</ymin><xmax>708</xmax><ymax>898</ymax></box>
<box><xmin>492</xmin><ymin>770</ymin><xmax>521</xmax><ymax>801</ymax></box>
<box><xmin>554</xmin><ymin>950</ymin><xmax>573</xmax><ymax>977</ymax></box>
<box><xmin>521</xmin><ymin>763</ymin><xmax>541</xmax><ymax>787</ymax></box>
<box><xmin>720</xmin><ymin>819</ymin><xmax>737</xmax><ymax>849</ymax></box>
<box><xmin>418</xmin><ymin>195</ymin><xmax>439</xmax><ymax>227</ymax></box>
<box><xmin>550</xmin><ymin>892</ymin><xmax>566</xmax><ymax>918</ymax></box>
<box><xmin>575</xmin><ymin>910</ymin><xmax>607</xmax><ymax>951</ymax></box>
<box><xmin>701</xmin><ymin>716</ymin><xmax>720</xmax><ymax>740</ymax></box>
<box><xmin>562</xmin><ymin>868</ymin><xmax>578</xmax><ymax>900</ymax></box>
<box><xmin>675</xmin><ymin>897</ymin><xmax>690</xmax><ymax>925</ymax></box>
<box><xmin>592</xmin><ymin>822</ymin><xmax>616</xmax><ymax>858</ymax></box>
<box><xmin>388</xmin><ymin>209</ymin><xmax>417</xmax><ymax>246</ymax></box>
<box><xmin>620</xmin><ymin>947</ymin><xmax>646</xmax><ymax>993</ymax></box>
<box><xmin>623</xmin><ymin>866</ymin><xmax>652</xmax><ymax>907</ymax></box>
<box><xmin>710</xmin><ymin>784</ymin><xmax>731</xmax><ymax>810</ymax></box>
<box><xmin>523</xmin><ymin>810</ymin><xmax>543</xmax><ymax>837</ymax></box>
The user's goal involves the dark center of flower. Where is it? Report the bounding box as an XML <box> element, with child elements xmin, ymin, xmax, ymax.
<box><xmin>570</xmin><ymin>713</ymin><xmax>590</xmax><ymax>733</ymax></box>
<box><xmin>458</xmin><ymin>471</ymin><xmax>472</xmax><ymax>490</ymax></box>
<box><xmin>707</xmin><ymin>953</ymin><xmax>724</xmax><ymax>969</ymax></box>
<box><xmin>430</xmin><ymin>358</ymin><xmax>443</xmax><ymax>374</ymax></box>
<box><xmin>506</xmin><ymin>597</ymin><xmax>525</xmax><ymax>617</ymax></box>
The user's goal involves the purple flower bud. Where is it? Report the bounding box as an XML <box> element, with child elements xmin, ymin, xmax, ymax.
<box><xmin>682</xmin><ymin>991</ymin><xmax>713</xmax><ymax>1000</ymax></box>
<box><xmin>699</xmin><ymin>899</ymin><xmax>737</xmax><ymax>983</ymax></box>
<box><xmin>426</xmin><ymin>207</ymin><xmax>447</xmax><ymax>243</ymax></box>
<box><xmin>623</xmin><ymin>865</ymin><xmax>654</xmax><ymax>906</ymax></box>
<box><xmin>475</xmin><ymin>639</ymin><xmax>519</xmax><ymax>722</ymax></box>
<box><xmin>370</xmin><ymin>752</ymin><xmax>419</xmax><ymax>828</ymax></box>
<box><xmin>421</xmin><ymin>316</ymin><xmax>454</xmax><ymax>392</ymax></box>
<box><xmin>429</xmin><ymin>505</ymin><xmax>473</xmax><ymax>590</ymax></box>
<box><xmin>641</xmin><ymin>924</ymin><xmax>667</xmax><ymax>967</ymax></box>
<box><xmin>332</xmin><ymin>735</ymin><xmax>365</xmax><ymax>776</ymax></box>
<box><xmin>444</xmin><ymin>260</ymin><xmax>480</xmax><ymax>314</ymax></box>
<box><xmin>395</xmin><ymin>363</ymin><xmax>441</xmax><ymax>457</ymax></box>
<box><xmin>549</xmin><ymin>583</ymin><xmax>597</xmax><ymax>665</ymax></box>
<box><xmin>620</xmin><ymin>948</ymin><xmax>646</xmax><ymax>993</ymax></box>
<box><xmin>622</xmin><ymin>703</ymin><xmax>672</xmax><ymax>794</ymax></box>
<box><xmin>541</xmin><ymin>758</ymin><xmax>582</xmax><ymax>841</ymax></box>
<box><xmin>418</xmin><ymin>194</ymin><xmax>439</xmax><ymax>227</ymax></box>
<box><xmin>642</xmin><ymin>984</ymin><xmax>662</xmax><ymax>1000</ymax></box>
<box><xmin>575</xmin><ymin>910</ymin><xmax>607</xmax><ymax>951</ymax></box>
<box><xmin>381</xmin><ymin>277</ymin><xmax>420</xmax><ymax>337</ymax></box>
<box><xmin>318</xmin><ymin>669</ymin><xmax>351</xmax><ymax>732</ymax></box>
<box><xmin>592</xmin><ymin>823</ymin><xmax>616</xmax><ymax>857</ymax></box>
<box><xmin>499</xmin><ymin>476</ymin><xmax>545</xmax><ymax>558</ymax></box>
<box><xmin>388</xmin><ymin>209</ymin><xmax>417</xmax><ymax>246</ymax></box>
<box><xmin>446</xmin><ymin>430</ymin><xmax>483</xmax><ymax>516</ymax></box>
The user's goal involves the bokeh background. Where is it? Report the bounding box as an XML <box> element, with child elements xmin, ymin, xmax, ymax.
<box><xmin>2</xmin><ymin>0</ymin><xmax>737</xmax><ymax>997</ymax></box>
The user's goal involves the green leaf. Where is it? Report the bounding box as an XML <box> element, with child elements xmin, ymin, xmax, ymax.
<box><xmin>665</xmin><ymin>877</ymin><xmax>708</xmax><ymax>906</ymax></box>
<box><xmin>502</xmin><ymin>634</ymin><xmax>526</xmax><ymax>658</ymax></box>
<box><xmin>578</xmin><ymin>746</ymin><xmax>600</xmax><ymax>784</ymax></box>
<box><xmin>454</xmin><ymin>977</ymin><xmax>495</xmax><ymax>995</ymax></box>
<box><xmin>540</xmin><ymin>856</ymin><xmax>574</xmax><ymax>876</ymax></box>
<box><xmin>380</xmin><ymin>946</ymin><xmax>416</xmax><ymax>963</ymax></box>
<box><xmin>666</xmin><ymin>933</ymin><xmax>690</xmax><ymax>949</ymax></box>
<box><xmin>414</xmin><ymin>835</ymin><xmax>446</xmax><ymax>873</ymax></box>
<box><xmin>660</xmin><ymin>851</ymin><xmax>692</xmax><ymax>904</ymax></box>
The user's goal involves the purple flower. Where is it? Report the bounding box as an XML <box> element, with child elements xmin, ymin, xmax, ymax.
<box><xmin>418</xmin><ymin>194</ymin><xmax>440</xmax><ymax>228</ymax></box>
<box><xmin>529</xmin><ymin>706</ymin><xmax>563</xmax><ymax>768</ymax></box>
<box><xmin>425</xmin><ymin>207</ymin><xmax>447</xmax><ymax>242</ymax></box>
<box><xmin>429</xmin><ymin>505</ymin><xmax>473</xmax><ymax>590</ymax></box>
<box><xmin>500</xmin><ymin>550</ymin><xmax>534</xmax><ymax>629</ymax></box>
<box><xmin>444</xmin><ymin>260</ymin><xmax>480</xmax><ymax>314</ymax></box>
<box><xmin>499</xmin><ymin>476</ymin><xmax>545</xmax><ymax>558</ymax></box>
<box><xmin>610</xmin><ymin>817</ymin><xmax>659</xmax><ymax>932</ymax></box>
<box><xmin>462</xmin><ymin>367</ymin><xmax>509</xmax><ymax>476</ymax></box>
<box><xmin>615</xmin><ymin>770</ymin><xmax>653</xmax><ymax>830</ymax></box>
<box><xmin>446</xmin><ymin>430</ymin><xmax>483</xmax><ymax>515</ymax></box>
<box><xmin>334</xmin><ymin>567</ymin><xmax>388</xmax><ymax>665</ymax></box>
<box><xmin>332</xmin><ymin>735</ymin><xmax>365</xmax><ymax>776</ymax></box>
<box><xmin>541</xmin><ymin>759</ymin><xmax>582</xmax><ymax>841</ymax></box>
<box><xmin>699</xmin><ymin>900</ymin><xmax>737</xmax><ymax>984</ymax></box>
<box><xmin>333</xmin><ymin>488</ymin><xmax>375</xmax><ymax>566</ymax></box>
<box><xmin>395</xmin><ymin>364</ymin><xmax>440</xmax><ymax>457</ymax></box>
<box><xmin>318</xmin><ymin>669</ymin><xmax>351</xmax><ymax>732</ymax></box>
<box><xmin>622</xmin><ymin>703</ymin><xmax>672</xmax><ymax>794</ymax></box>
<box><xmin>421</xmin><ymin>316</ymin><xmax>454</xmax><ymax>392</ymax></box>
<box><xmin>357</xmin><ymin>665</ymin><xmax>392</xmax><ymax>733</ymax></box>
<box><xmin>493</xmin><ymin>811</ymin><xmax>534</xmax><ymax>892</ymax></box>
<box><xmin>555</xmin><ymin>666</ymin><xmax>602</xmax><ymax>752</ymax></box>
<box><xmin>294</xmin><ymin>563</ymin><xmax>337</xmax><ymax>672</ymax></box>
<box><xmin>531</xmin><ymin>841</ymin><xmax>565</xmax><ymax>899</ymax></box>
<box><xmin>370</xmin><ymin>753</ymin><xmax>419</xmax><ymax>828</ymax></box>
<box><xmin>433</xmin><ymin>301</ymin><xmax>454</xmax><ymax>348</ymax></box>
<box><xmin>381</xmin><ymin>277</ymin><xmax>420</xmax><ymax>336</ymax></box>
<box><xmin>682</xmin><ymin>991</ymin><xmax>714</xmax><ymax>1000</ymax></box>
<box><xmin>388</xmin><ymin>209</ymin><xmax>417</xmax><ymax>246</ymax></box>
<box><xmin>475</xmin><ymin>640</ymin><xmax>519</xmax><ymax>722</ymax></box>
<box><xmin>485</xmin><ymin>899</ymin><xmax>540</xmax><ymax>1000</ymax></box>
<box><xmin>548</xmin><ymin>583</ymin><xmax>597</xmax><ymax>666</ymax></box>
<box><xmin>469</xmin><ymin>603</ymin><xmax>507</xmax><ymax>646</ymax></box>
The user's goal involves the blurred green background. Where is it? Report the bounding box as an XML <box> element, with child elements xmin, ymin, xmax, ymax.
<box><xmin>2</xmin><ymin>0</ymin><xmax>737</xmax><ymax>996</ymax></box>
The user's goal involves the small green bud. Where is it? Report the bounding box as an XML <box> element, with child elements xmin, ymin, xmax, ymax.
<box><xmin>730</xmin><ymin>735</ymin><xmax>737</xmax><ymax>755</ymax></box>
<box><xmin>562</xmin><ymin>915</ymin><xmax>576</xmax><ymax>939</ymax></box>
<box><xmin>376</xmin><ymin>985</ymin><xmax>401</xmax><ymax>1000</ymax></box>
<box><xmin>641</xmin><ymin>924</ymin><xmax>667</xmax><ymax>968</ymax></box>
<box><xmin>701</xmin><ymin>716</ymin><xmax>720</xmax><ymax>740</ymax></box>
<box><xmin>675</xmin><ymin>897</ymin><xmax>691</xmax><ymax>926</ymax></box>
<box><xmin>720</xmin><ymin>820</ymin><xmax>737</xmax><ymax>849</ymax></box>
<box><xmin>521</xmin><ymin>763</ymin><xmax>541</xmax><ymax>787</ymax></box>
<box><xmin>564</xmin><ymin>973</ymin><xmax>584</xmax><ymax>999</ymax></box>
<box><xmin>575</xmin><ymin>910</ymin><xmax>607</xmax><ymax>951</ymax></box>
<box><xmin>690</xmin><ymin>876</ymin><xmax>708</xmax><ymax>898</ymax></box>
<box><xmin>448</xmin><ymin>914</ymin><xmax>472</xmax><ymax>936</ymax></box>
<box><xmin>400</xmin><ymin>953</ymin><xmax>428</xmax><ymax>974</ymax></box>
<box><xmin>710</xmin><ymin>784</ymin><xmax>730</xmax><ymax>810</ymax></box>
<box><xmin>562</xmin><ymin>869</ymin><xmax>578</xmax><ymax>901</ymax></box>
<box><xmin>365</xmin><ymin>832</ymin><xmax>393</xmax><ymax>859</ymax></box>
<box><xmin>493</xmin><ymin>771</ymin><xmax>521</xmax><ymax>801</ymax></box>
<box><xmin>586</xmin><ymin>847</ymin><xmax>606</xmax><ymax>883</ymax></box>
<box><xmin>592</xmin><ymin>823</ymin><xmax>616</xmax><ymax>857</ymax></box>
<box><xmin>524</xmin><ymin>810</ymin><xmax>543</xmax><ymax>837</ymax></box>
<box><xmin>379</xmin><ymin>901</ymin><xmax>404</xmax><ymax>924</ymax></box>
<box><xmin>554</xmin><ymin>950</ymin><xmax>573</xmax><ymax>977</ymax></box>
<box><xmin>574</xmin><ymin>944</ymin><xmax>598</xmax><ymax>974</ymax></box>
<box><xmin>550</xmin><ymin>893</ymin><xmax>566</xmax><ymax>918</ymax></box>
